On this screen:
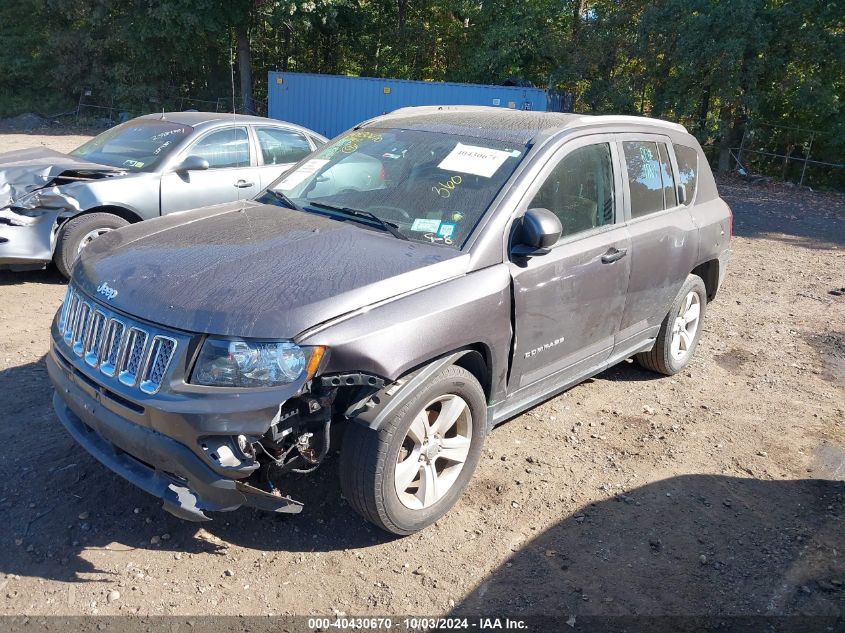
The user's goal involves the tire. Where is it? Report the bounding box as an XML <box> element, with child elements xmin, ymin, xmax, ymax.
<box><xmin>339</xmin><ymin>364</ymin><xmax>487</xmax><ymax>535</ymax></box>
<box><xmin>636</xmin><ymin>274</ymin><xmax>707</xmax><ymax>376</ymax></box>
<box><xmin>54</xmin><ymin>212</ymin><xmax>129</xmax><ymax>279</ymax></box>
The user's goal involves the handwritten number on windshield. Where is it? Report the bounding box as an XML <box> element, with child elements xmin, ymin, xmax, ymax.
<box><xmin>432</xmin><ymin>175</ymin><xmax>462</xmax><ymax>198</ymax></box>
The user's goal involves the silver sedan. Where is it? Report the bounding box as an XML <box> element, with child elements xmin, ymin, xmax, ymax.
<box><xmin>0</xmin><ymin>112</ymin><xmax>327</xmax><ymax>277</ymax></box>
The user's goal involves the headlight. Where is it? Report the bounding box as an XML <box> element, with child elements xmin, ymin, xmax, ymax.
<box><xmin>191</xmin><ymin>338</ymin><xmax>326</xmax><ymax>388</ymax></box>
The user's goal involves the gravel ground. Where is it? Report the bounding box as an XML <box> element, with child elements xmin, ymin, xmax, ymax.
<box><xmin>0</xmin><ymin>130</ymin><xmax>842</xmax><ymax>617</ymax></box>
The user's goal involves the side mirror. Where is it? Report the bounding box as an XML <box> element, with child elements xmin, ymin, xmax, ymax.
<box><xmin>677</xmin><ymin>184</ymin><xmax>687</xmax><ymax>205</ymax></box>
<box><xmin>511</xmin><ymin>208</ymin><xmax>562</xmax><ymax>257</ymax></box>
<box><xmin>175</xmin><ymin>155</ymin><xmax>210</xmax><ymax>173</ymax></box>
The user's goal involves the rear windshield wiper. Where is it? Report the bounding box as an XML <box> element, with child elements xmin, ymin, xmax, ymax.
<box><xmin>308</xmin><ymin>202</ymin><xmax>408</xmax><ymax>241</ymax></box>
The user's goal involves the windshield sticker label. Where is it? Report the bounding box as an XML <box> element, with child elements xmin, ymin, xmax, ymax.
<box><xmin>277</xmin><ymin>159</ymin><xmax>330</xmax><ymax>190</ymax></box>
<box><xmin>154</xmin><ymin>140</ymin><xmax>172</xmax><ymax>155</ymax></box>
<box><xmin>151</xmin><ymin>128</ymin><xmax>185</xmax><ymax>141</ymax></box>
<box><xmin>438</xmin><ymin>143</ymin><xmax>512</xmax><ymax>178</ymax></box>
<box><xmin>437</xmin><ymin>222</ymin><xmax>456</xmax><ymax>238</ymax></box>
<box><xmin>432</xmin><ymin>175</ymin><xmax>462</xmax><ymax>198</ymax></box>
<box><xmin>122</xmin><ymin>159</ymin><xmax>145</xmax><ymax>168</ymax></box>
<box><xmin>411</xmin><ymin>218</ymin><xmax>441</xmax><ymax>233</ymax></box>
<box><xmin>338</xmin><ymin>130</ymin><xmax>384</xmax><ymax>155</ymax></box>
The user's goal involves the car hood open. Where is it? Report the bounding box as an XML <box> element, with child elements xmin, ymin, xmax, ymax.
<box><xmin>0</xmin><ymin>147</ymin><xmax>123</xmax><ymax>210</ymax></box>
<box><xmin>74</xmin><ymin>201</ymin><xmax>470</xmax><ymax>338</ymax></box>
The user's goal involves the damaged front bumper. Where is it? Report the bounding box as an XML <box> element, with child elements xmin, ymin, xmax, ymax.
<box><xmin>47</xmin><ymin>346</ymin><xmax>304</xmax><ymax>521</ymax></box>
<box><xmin>0</xmin><ymin>206</ymin><xmax>58</xmax><ymax>269</ymax></box>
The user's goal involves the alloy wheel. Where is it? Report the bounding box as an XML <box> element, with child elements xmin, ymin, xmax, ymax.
<box><xmin>670</xmin><ymin>291</ymin><xmax>701</xmax><ymax>360</ymax></box>
<box><xmin>394</xmin><ymin>394</ymin><xmax>473</xmax><ymax>510</ymax></box>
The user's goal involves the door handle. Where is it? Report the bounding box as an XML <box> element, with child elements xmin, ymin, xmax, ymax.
<box><xmin>234</xmin><ymin>180</ymin><xmax>254</xmax><ymax>188</ymax></box>
<box><xmin>601</xmin><ymin>247</ymin><xmax>628</xmax><ymax>264</ymax></box>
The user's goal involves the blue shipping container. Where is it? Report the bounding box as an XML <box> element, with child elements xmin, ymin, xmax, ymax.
<box><xmin>268</xmin><ymin>71</ymin><xmax>548</xmax><ymax>139</ymax></box>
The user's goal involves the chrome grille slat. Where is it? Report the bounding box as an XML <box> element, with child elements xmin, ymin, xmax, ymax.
<box><xmin>56</xmin><ymin>286</ymin><xmax>179</xmax><ymax>395</ymax></box>
<box><xmin>63</xmin><ymin>293</ymin><xmax>80</xmax><ymax>342</ymax></box>
<box><xmin>100</xmin><ymin>319</ymin><xmax>126</xmax><ymax>377</ymax></box>
<box><xmin>58</xmin><ymin>286</ymin><xmax>73</xmax><ymax>331</ymax></box>
<box><xmin>84</xmin><ymin>311</ymin><xmax>107</xmax><ymax>367</ymax></box>
<box><xmin>118</xmin><ymin>328</ymin><xmax>149</xmax><ymax>387</ymax></box>
<box><xmin>72</xmin><ymin>303</ymin><xmax>91</xmax><ymax>356</ymax></box>
<box><xmin>140</xmin><ymin>336</ymin><xmax>177</xmax><ymax>394</ymax></box>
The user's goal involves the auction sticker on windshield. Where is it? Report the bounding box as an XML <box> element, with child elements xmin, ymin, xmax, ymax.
<box><xmin>278</xmin><ymin>159</ymin><xmax>330</xmax><ymax>190</ymax></box>
<box><xmin>438</xmin><ymin>143</ymin><xmax>513</xmax><ymax>178</ymax></box>
<box><xmin>411</xmin><ymin>218</ymin><xmax>441</xmax><ymax>233</ymax></box>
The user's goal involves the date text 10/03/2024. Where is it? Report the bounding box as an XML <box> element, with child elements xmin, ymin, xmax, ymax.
<box><xmin>306</xmin><ymin>617</ymin><xmax>529</xmax><ymax>630</ymax></box>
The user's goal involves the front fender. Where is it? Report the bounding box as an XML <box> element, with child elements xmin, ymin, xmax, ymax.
<box><xmin>298</xmin><ymin>264</ymin><xmax>513</xmax><ymax>407</ymax></box>
<box><xmin>343</xmin><ymin>350</ymin><xmax>477</xmax><ymax>430</ymax></box>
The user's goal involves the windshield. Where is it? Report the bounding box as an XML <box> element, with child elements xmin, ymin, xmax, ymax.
<box><xmin>71</xmin><ymin>120</ymin><xmax>193</xmax><ymax>171</ymax></box>
<box><xmin>258</xmin><ymin>127</ymin><xmax>527</xmax><ymax>247</ymax></box>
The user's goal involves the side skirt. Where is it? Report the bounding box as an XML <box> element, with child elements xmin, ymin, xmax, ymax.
<box><xmin>487</xmin><ymin>337</ymin><xmax>655</xmax><ymax>428</ymax></box>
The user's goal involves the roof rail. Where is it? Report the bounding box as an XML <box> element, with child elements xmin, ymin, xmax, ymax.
<box><xmin>570</xmin><ymin>115</ymin><xmax>687</xmax><ymax>133</ymax></box>
<box><xmin>389</xmin><ymin>105</ymin><xmax>499</xmax><ymax>115</ymax></box>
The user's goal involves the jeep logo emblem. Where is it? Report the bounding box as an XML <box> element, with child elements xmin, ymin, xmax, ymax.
<box><xmin>97</xmin><ymin>282</ymin><xmax>118</xmax><ymax>300</ymax></box>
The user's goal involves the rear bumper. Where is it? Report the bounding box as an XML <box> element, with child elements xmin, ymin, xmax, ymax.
<box><xmin>47</xmin><ymin>350</ymin><xmax>303</xmax><ymax>521</ymax></box>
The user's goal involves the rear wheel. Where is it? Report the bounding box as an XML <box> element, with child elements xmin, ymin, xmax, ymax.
<box><xmin>636</xmin><ymin>274</ymin><xmax>707</xmax><ymax>375</ymax></box>
<box><xmin>339</xmin><ymin>364</ymin><xmax>487</xmax><ymax>535</ymax></box>
<box><xmin>54</xmin><ymin>212</ymin><xmax>128</xmax><ymax>278</ymax></box>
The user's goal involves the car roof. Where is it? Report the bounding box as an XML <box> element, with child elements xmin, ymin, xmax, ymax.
<box><xmin>136</xmin><ymin>112</ymin><xmax>326</xmax><ymax>139</ymax></box>
<box><xmin>359</xmin><ymin>106</ymin><xmax>688</xmax><ymax>146</ymax></box>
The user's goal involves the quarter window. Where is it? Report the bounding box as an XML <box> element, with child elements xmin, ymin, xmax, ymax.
<box><xmin>190</xmin><ymin>127</ymin><xmax>250</xmax><ymax>169</ymax></box>
<box><xmin>529</xmin><ymin>143</ymin><xmax>615</xmax><ymax>239</ymax></box>
<box><xmin>255</xmin><ymin>127</ymin><xmax>312</xmax><ymax>165</ymax></box>
<box><xmin>674</xmin><ymin>144</ymin><xmax>698</xmax><ymax>205</ymax></box>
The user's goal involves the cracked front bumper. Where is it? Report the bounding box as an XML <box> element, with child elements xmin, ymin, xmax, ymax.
<box><xmin>47</xmin><ymin>348</ymin><xmax>303</xmax><ymax>521</ymax></box>
<box><xmin>0</xmin><ymin>208</ymin><xmax>56</xmax><ymax>268</ymax></box>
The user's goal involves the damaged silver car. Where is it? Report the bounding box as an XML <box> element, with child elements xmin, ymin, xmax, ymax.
<box><xmin>0</xmin><ymin>112</ymin><xmax>326</xmax><ymax>277</ymax></box>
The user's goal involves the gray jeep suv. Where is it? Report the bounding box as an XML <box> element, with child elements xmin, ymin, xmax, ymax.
<box><xmin>47</xmin><ymin>106</ymin><xmax>732</xmax><ymax>535</ymax></box>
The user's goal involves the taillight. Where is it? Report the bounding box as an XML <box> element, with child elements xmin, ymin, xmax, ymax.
<box><xmin>379</xmin><ymin>165</ymin><xmax>385</xmax><ymax>181</ymax></box>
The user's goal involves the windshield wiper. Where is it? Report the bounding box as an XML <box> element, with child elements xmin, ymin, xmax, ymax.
<box><xmin>265</xmin><ymin>189</ymin><xmax>306</xmax><ymax>213</ymax></box>
<box><xmin>308</xmin><ymin>202</ymin><xmax>408</xmax><ymax>241</ymax></box>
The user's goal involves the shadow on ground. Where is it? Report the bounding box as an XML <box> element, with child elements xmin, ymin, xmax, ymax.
<box><xmin>0</xmin><ymin>356</ymin><xmax>397</xmax><ymax>585</ymax></box>
<box><xmin>719</xmin><ymin>177</ymin><xmax>845</xmax><ymax>248</ymax></box>
<box><xmin>0</xmin><ymin>267</ymin><xmax>65</xmax><ymax>286</ymax></box>
<box><xmin>453</xmin><ymin>475</ymin><xmax>844</xmax><ymax>616</ymax></box>
<box><xmin>1</xmin><ymin>353</ymin><xmax>843</xmax><ymax>622</ymax></box>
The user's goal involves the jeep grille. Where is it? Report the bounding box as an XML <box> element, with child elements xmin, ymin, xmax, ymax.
<box><xmin>57</xmin><ymin>286</ymin><xmax>178</xmax><ymax>395</ymax></box>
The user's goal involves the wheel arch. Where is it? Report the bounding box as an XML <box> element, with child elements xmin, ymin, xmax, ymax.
<box><xmin>691</xmin><ymin>258</ymin><xmax>720</xmax><ymax>302</ymax></box>
<box><xmin>343</xmin><ymin>346</ymin><xmax>493</xmax><ymax>432</ymax></box>
<box><xmin>68</xmin><ymin>205</ymin><xmax>144</xmax><ymax>225</ymax></box>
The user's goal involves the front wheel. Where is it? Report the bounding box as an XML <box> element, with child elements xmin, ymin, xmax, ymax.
<box><xmin>54</xmin><ymin>212</ymin><xmax>129</xmax><ymax>279</ymax></box>
<box><xmin>339</xmin><ymin>364</ymin><xmax>487</xmax><ymax>535</ymax></box>
<box><xmin>636</xmin><ymin>274</ymin><xmax>707</xmax><ymax>375</ymax></box>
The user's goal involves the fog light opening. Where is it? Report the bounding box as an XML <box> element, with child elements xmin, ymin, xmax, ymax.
<box><xmin>236</xmin><ymin>434</ymin><xmax>256</xmax><ymax>458</ymax></box>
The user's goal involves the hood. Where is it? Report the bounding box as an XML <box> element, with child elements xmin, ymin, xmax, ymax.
<box><xmin>0</xmin><ymin>147</ymin><xmax>122</xmax><ymax>210</ymax></box>
<box><xmin>75</xmin><ymin>201</ymin><xmax>470</xmax><ymax>338</ymax></box>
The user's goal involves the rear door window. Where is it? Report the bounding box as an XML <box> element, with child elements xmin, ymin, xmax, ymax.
<box><xmin>255</xmin><ymin>127</ymin><xmax>312</xmax><ymax>165</ymax></box>
<box><xmin>674</xmin><ymin>144</ymin><xmax>698</xmax><ymax>205</ymax></box>
<box><xmin>623</xmin><ymin>141</ymin><xmax>664</xmax><ymax>218</ymax></box>
<box><xmin>623</xmin><ymin>140</ymin><xmax>678</xmax><ymax>217</ymax></box>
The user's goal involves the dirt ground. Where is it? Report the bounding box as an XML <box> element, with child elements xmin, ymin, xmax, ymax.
<box><xmin>0</xmin><ymin>129</ymin><xmax>843</xmax><ymax>618</ymax></box>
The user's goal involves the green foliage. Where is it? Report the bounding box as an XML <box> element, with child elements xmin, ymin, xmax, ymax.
<box><xmin>0</xmin><ymin>0</ymin><xmax>841</xmax><ymax>184</ymax></box>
